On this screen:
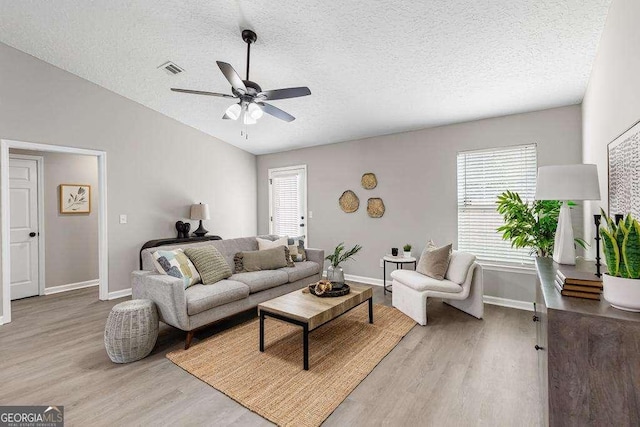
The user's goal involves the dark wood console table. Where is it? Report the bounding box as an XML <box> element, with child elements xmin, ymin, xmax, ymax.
<box><xmin>139</xmin><ymin>235</ymin><xmax>221</xmax><ymax>269</ymax></box>
<box><xmin>535</xmin><ymin>257</ymin><xmax>640</xmax><ymax>426</ymax></box>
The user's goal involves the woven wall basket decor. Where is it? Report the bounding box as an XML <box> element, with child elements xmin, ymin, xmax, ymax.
<box><xmin>361</xmin><ymin>173</ymin><xmax>378</xmax><ymax>190</ymax></box>
<box><xmin>367</xmin><ymin>198</ymin><xmax>385</xmax><ymax>218</ymax></box>
<box><xmin>339</xmin><ymin>190</ymin><xmax>360</xmax><ymax>213</ymax></box>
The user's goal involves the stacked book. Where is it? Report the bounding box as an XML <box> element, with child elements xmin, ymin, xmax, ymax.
<box><xmin>554</xmin><ymin>264</ymin><xmax>603</xmax><ymax>300</ymax></box>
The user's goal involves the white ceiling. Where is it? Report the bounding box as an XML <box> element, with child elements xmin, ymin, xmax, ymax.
<box><xmin>0</xmin><ymin>0</ymin><xmax>611</xmax><ymax>155</ymax></box>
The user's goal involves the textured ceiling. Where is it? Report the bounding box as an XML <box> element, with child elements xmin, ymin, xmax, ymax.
<box><xmin>0</xmin><ymin>0</ymin><xmax>611</xmax><ymax>155</ymax></box>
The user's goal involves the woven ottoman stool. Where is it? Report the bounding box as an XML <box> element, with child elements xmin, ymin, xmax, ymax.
<box><xmin>104</xmin><ymin>299</ymin><xmax>158</xmax><ymax>363</ymax></box>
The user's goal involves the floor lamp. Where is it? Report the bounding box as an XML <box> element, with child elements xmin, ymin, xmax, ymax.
<box><xmin>535</xmin><ymin>164</ymin><xmax>601</xmax><ymax>265</ymax></box>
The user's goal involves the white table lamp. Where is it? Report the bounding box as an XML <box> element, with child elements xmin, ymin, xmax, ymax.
<box><xmin>535</xmin><ymin>164</ymin><xmax>600</xmax><ymax>265</ymax></box>
<box><xmin>190</xmin><ymin>203</ymin><xmax>210</xmax><ymax>237</ymax></box>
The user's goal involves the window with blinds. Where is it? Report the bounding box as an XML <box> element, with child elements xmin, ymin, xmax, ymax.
<box><xmin>269</xmin><ymin>166</ymin><xmax>306</xmax><ymax>239</ymax></box>
<box><xmin>457</xmin><ymin>144</ymin><xmax>537</xmax><ymax>267</ymax></box>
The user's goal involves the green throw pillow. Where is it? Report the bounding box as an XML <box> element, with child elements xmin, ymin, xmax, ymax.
<box><xmin>184</xmin><ymin>246</ymin><xmax>232</xmax><ymax>285</ymax></box>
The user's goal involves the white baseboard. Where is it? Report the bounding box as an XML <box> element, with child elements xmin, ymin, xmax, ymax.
<box><xmin>326</xmin><ymin>271</ymin><xmax>534</xmax><ymax>312</ymax></box>
<box><xmin>483</xmin><ymin>295</ymin><xmax>534</xmax><ymax>311</ymax></box>
<box><xmin>44</xmin><ymin>279</ymin><xmax>99</xmax><ymax>295</ymax></box>
<box><xmin>108</xmin><ymin>288</ymin><xmax>132</xmax><ymax>300</ymax></box>
<box><xmin>0</xmin><ymin>316</ymin><xmax>3</xmax><ymax>325</ymax></box>
<box><xmin>323</xmin><ymin>271</ymin><xmax>384</xmax><ymax>287</ymax></box>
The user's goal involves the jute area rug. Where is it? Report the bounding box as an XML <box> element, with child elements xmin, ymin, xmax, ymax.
<box><xmin>166</xmin><ymin>303</ymin><xmax>415</xmax><ymax>427</ymax></box>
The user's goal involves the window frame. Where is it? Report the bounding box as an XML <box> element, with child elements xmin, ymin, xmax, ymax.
<box><xmin>456</xmin><ymin>143</ymin><xmax>538</xmax><ymax>271</ymax></box>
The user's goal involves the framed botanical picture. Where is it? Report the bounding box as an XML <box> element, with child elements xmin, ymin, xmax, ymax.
<box><xmin>608</xmin><ymin>119</ymin><xmax>640</xmax><ymax>218</ymax></box>
<box><xmin>59</xmin><ymin>184</ymin><xmax>91</xmax><ymax>214</ymax></box>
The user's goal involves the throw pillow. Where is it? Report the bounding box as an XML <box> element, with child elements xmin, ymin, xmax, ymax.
<box><xmin>288</xmin><ymin>236</ymin><xmax>306</xmax><ymax>262</ymax></box>
<box><xmin>416</xmin><ymin>242</ymin><xmax>452</xmax><ymax>280</ymax></box>
<box><xmin>184</xmin><ymin>246</ymin><xmax>232</xmax><ymax>285</ymax></box>
<box><xmin>234</xmin><ymin>246</ymin><xmax>294</xmax><ymax>270</ymax></box>
<box><xmin>256</xmin><ymin>236</ymin><xmax>294</xmax><ymax>266</ymax></box>
<box><xmin>240</xmin><ymin>246</ymin><xmax>289</xmax><ymax>272</ymax></box>
<box><xmin>256</xmin><ymin>236</ymin><xmax>288</xmax><ymax>250</ymax></box>
<box><xmin>152</xmin><ymin>249</ymin><xmax>201</xmax><ymax>289</ymax></box>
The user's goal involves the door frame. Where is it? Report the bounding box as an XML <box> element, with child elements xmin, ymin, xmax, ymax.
<box><xmin>8</xmin><ymin>154</ymin><xmax>46</xmax><ymax>296</ymax></box>
<box><xmin>268</xmin><ymin>164</ymin><xmax>308</xmax><ymax>245</ymax></box>
<box><xmin>1</xmin><ymin>139</ymin><xmax>109</xmax><ymax>325</ymax></box>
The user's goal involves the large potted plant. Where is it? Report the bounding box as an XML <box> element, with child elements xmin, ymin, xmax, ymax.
<box><xmin>600</xmin><ymin>210</ymin><xmax>640</xmax><ymax>312</ymax></box>
<box><xmin>496</xmin><ymin>191</ymin><xmax>587</xmax><ymax>256</ymax></box>
<box><xmin>325</xmin><ymin>243</ymin><xmax>362</xmax><ymax>289</ymax></box>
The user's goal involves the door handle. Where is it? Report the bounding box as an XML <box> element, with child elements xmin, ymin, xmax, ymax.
<box><xmin>29</xmin><ymin>232</ymin><xmax>37</xmax><ymax>237</ymax></box>
<box><xmin>299</xmin><ymin>224</ymin><xmax>305</xmax><ymax>227</ymax></box>
<box><xmin>535</xmin><ymin>345</ymin><xmax>544</xmax><ymax>351</ymax></box>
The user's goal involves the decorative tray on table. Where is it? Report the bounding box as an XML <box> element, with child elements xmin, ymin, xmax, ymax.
<box><xmin>309</xmin><ymin>281</ymin><xmax>351</xmax><ymax>298</ymax></box>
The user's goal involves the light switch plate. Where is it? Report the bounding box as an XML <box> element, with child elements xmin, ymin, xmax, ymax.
<box><xmin>119</xmin><ymin>214</ymin><xmax>127</xmax><ymax>224</ymax></box>
<box><xmin>309</xmin><ymin>211</ymin><xmax>313</xmax><ymax>219</ymax></box>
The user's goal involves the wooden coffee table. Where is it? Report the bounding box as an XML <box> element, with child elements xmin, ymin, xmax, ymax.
<box><xmin>258</xmin><ymin>283</ymin><xmax>373</xmax><ymax>370</ymax></box>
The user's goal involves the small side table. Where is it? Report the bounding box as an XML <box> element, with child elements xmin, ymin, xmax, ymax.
<box><xmin>383</xmin><ymin>255</ymin><xmax>417</xmax><ymax>295</ymax></box>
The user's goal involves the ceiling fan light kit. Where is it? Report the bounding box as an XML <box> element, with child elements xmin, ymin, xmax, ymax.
<box><xmin>171</xmin><ymin>29</ymin><xmax>311</xmax><ymax>127</ymax></box>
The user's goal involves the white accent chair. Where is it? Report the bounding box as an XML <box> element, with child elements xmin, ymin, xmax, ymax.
<box><xmin>391</xmin><ymin>251</ymin><xmax>483</xmax><ymax>325</ymax></box>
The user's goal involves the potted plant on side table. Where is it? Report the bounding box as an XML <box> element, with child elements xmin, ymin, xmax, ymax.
<box><xmin>403</xmin><ymin>244</ymin><xmax>412</xmax><ymax>258</ymax></box>
<box><xmin>326</xmin><ymin>243</ymin><xmax>362</xmax><ymax>289</ymax></box>
<box><xmin>600</xmin><ymin>211</ymin><xmax>640</xmax><ymax>312</ymax></box>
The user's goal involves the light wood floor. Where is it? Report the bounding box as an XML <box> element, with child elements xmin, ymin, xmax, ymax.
<box><xmin>0</xmin><ymin>286</ymin><xmax>541</xmax><ymax>426</ymax></box>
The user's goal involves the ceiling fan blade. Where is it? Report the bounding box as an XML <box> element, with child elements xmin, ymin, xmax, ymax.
<box><xmin>216</xmin><ymin>61</ymin><xmax>247</xmax><ymax>93</ymax></box>
<box><xmin>171</xmin><ymin>88</ymin><xmax>235</xmax><ymax>98</ymax></box>
<box><xmin>257</xmin><ymin>87</ymin><xmax>311</xmax><ymax>101</ymax></box>
<box><xmin>259</xmin><ymin>102</ymin><xmax>295</xmax><ymax>122</ymax></box>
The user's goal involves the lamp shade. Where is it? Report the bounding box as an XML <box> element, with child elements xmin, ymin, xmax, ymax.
<box><xmin>535</xmin><ymin>164</ymin><xmax>601</xmax><ymax>201</ymax></box>
<box><xmin>190</xmin><ymin>203</ymin><xmax>210</xmax><ymax>220</ymax></box>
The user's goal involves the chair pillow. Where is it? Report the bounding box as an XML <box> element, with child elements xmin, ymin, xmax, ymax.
<box><xmin>416</xmin><ymin>242</ymin><xmax>452</xmax><ymax>280</ymax></box>
<box><xmin>256</xmin><ymin>236</ymin><xmax>294</xmax><ymax>266</ymax></box>
<box><xmin>445</xmin><ymin>251</ymin><xmax>477</xmax><ymax>284</ymax></box>
<box><xmin>238</xmin><ymin>246</ymin><xmax>289</xmax><ymax>272</ymax></box>
<box><xmin>152</xmin><ymin>249</ymin><xmax>201</xmax><ymax>288</ymax></box>
<box><xmin>184</xmin><ymin>246</ymin><xmax>232</xmax><ymax>285</ymax></box>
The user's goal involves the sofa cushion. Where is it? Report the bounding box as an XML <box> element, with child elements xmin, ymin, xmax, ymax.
<box><xmin>230</xmin><ymin>270</ymin><xmax>289</xmax><ymax>293</ymax></box>
<box><xmin>445</xmin><ymin>251</ymin><xmax>476</xmax><ymax>284</ymax></box>
<box><xmin>278</xmin><ymin>261</ymin><xmax>320</xmax><ymax>283</ymax></box>
<box><xmin>257</xmin><ymin>235</ymin><xmax>288</xmax><ymax>250</ymax></box>
<box><xmin>185</xmin><ymin>280</ymin><xmax>250</xmax><ymax>315</ymax></box>
<box><xmin>416</xmin><ymin>242</ymin><xmax>452</xmax><ymax>280</ymax></box>
<box><xmin>391</xmin><ymin>269</ymin><xmax>462</xmax><ymax>293</ymax></box>
<box><xmin>184</xmin><ymin>246</ymin><xmax>232</xmax><ymax>285</ymax></box>
<box><xmin>151</xmin><ymin>249</ymin><xmax>200</xmax><ymax>288</ymax></box>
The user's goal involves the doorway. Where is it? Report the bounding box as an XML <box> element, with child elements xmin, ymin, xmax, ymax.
<box><xmin>268</xmin><ymin>165</ymin><xmax>307</xmax><ymax>243</ymax></box>
<box><xmin>1</xmin><ymin>139</ymin><xmax>109</xmax><ymax>324</ymax></box>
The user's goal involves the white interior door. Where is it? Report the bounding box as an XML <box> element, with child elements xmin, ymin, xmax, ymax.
<box><xmin>269</xmin><ymin>166</ymin><xmax>307</xmax><ymax>241</ymax></box>
<box><xmin>9</xmin><ymin>158</ymin><xmax>40</xmax><ymax>300</ymax></box>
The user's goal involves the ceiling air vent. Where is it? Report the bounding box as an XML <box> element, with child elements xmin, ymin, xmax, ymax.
<box><xmin>158</xmin><ymin>61</ymin><xmax>184</xmax><ymax>76</ymax></box>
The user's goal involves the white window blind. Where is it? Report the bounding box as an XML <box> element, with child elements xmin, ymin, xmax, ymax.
<box><xmin>457</xmin><ymin>144</ymin><xmax>537</xmax><ymax>267</ymax></box>
<box><xmin>271</xmin><ymin>171</ymin><xmax>302</xmax><ymax>238</ymax></box>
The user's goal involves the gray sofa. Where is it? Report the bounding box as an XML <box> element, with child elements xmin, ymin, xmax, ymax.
<box><xmin>132</xmin><ymin>235</ymin><xmax>324</xmax><ymax>349</ymax></box>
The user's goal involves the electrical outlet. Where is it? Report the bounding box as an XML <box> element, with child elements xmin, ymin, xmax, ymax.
<box><xmin>379</xmin><ymin>258</ymin><xmax>384</xmax><ymax>268</ymax></box>
<box><xmin>119</xmin><ymin>214</ymin><xmax>127</xmax><ymax>224</ymax></box>
<box><xmin>309</xmin><ymin>211</ymin><xmax>313</xmax><ymax>219</ymax></box>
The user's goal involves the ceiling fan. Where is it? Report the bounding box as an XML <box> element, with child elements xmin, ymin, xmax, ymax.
<box><xmin>171</xmin><ymin>29</ymin><xmax>311</xmax><ymax>125</ymax></box>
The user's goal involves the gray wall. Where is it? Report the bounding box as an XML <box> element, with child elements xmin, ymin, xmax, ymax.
<box><xmin>257</xmin><ymin>105</ymin><xmax>583</xmax><ymax>302</ymax></box>
<box><xmin>582</xmin><ymin>0</ymin><xmax>640</xmax><ymax>254</ymax></box>
<box><xmin>10</xmin><ymin>149</ymin><xmax>98</xmax><ymax>288</ymax></box>
<box><xmin>0</xmin><ymin>42</ymin><xmax>257</xmax><ymax>317</ymax></box>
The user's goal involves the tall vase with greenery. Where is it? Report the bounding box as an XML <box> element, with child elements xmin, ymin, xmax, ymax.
<box><xmin>325</xmin><ymin>243</ymin><xmax>362</xmax><ymax>288</ymax></box>
<box><xmin>599</xmin><ymin>210</ymin><xmax>640</xmax><ymax>311</ymax></box>
<box><xmin>496</xmin><ymin>191</ymin><xmax>587</xmax><ymax>257</ymax></box>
